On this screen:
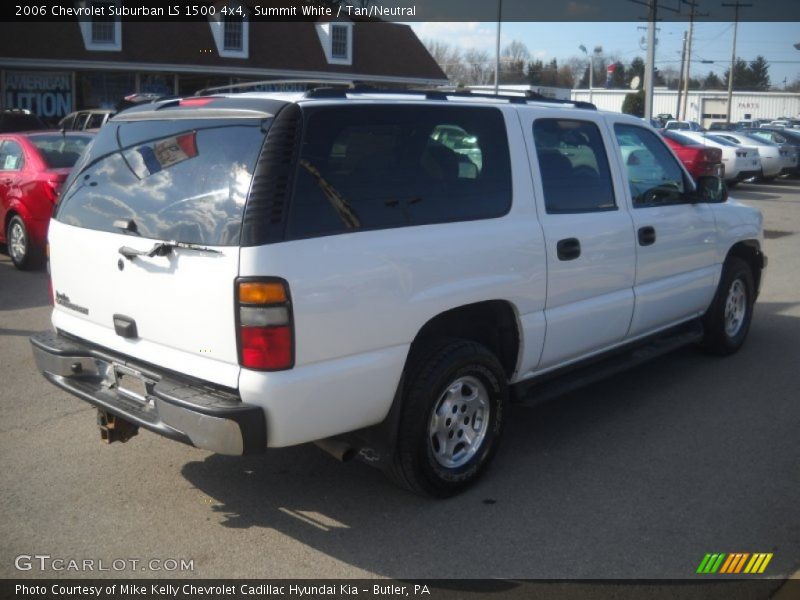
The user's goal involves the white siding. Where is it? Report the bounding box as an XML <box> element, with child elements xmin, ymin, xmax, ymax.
<box><xmin>570</xmin><ymin>89</ymin><xmax>800</xmax><ymax>123</ymax></box>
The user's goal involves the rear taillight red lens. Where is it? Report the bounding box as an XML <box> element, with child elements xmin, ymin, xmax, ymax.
<box><xmin>44</xmin><ymin>179</ymin><xmax>64</xmax><ymax>203</ymax></box>
<box><xmin>240</xmin><ymin>326</ymin><xmax>292</xmax><ymax>370</ymax></box>
<box><xmin>236</xmin><ymin>279</ymin><xmax>293</xmax><ymax>370</ymax></box>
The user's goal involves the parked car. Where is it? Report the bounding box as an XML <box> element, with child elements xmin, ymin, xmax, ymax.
<box><xmin>737</xmin><ymin>119</ymin><xmax>771</xmax><ymax>130</ymax></box>
<box><xmin>665</xmin><ymin>120</ymin><xmax>704</xmax><ymax>132</ymax></box>
<box><xmin>660</xmin><ymin>130</ymin><xmax>723</xmax><ymax>180</ymax></box>
<box><xmin>678</xmin><ymin>131</ymin><xmax>761</xmax><ymax>186</ymax></box>
<box><xmin>749</xmin><ymin>128</ymin><xmax>800</xmax><ymax>176</ymax></box>
<box><xmin>30</xmin><ymin>90</ymin><xmax>765</xmax><ymax>496</ymax></box>
<box><xmin>0</xmin><ymin>131</ymin><xmax>94</xmax><ymax>269</ymax></box>
<box><xmin>0</xmin><ymin>109</ymin><xmax>47</xmax><ymax>133</ymax></box>
<box><xmin>58</xmin><ymin>109</ymin><xmax>115</xmax><ymax>132</ymax></box>
<box><xmin>711</xmin><ymin>131</ymin><xmax>797</xmax><ymax>180</ymax></box>
<box><xmin>708</xmin><ymin>122</ymin><xmax>737</xmax><ymax>131</ymax></box>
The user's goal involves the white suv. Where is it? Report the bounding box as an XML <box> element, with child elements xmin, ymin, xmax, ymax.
<box><xmin>31</xmin><ymin>88</ymin><xmax>766</xmax><ymax>496</ymax></box>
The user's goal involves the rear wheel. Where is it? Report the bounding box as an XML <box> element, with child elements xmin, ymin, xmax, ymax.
<box><xmin>6</xmin><ymin>216</ymin><xmax>35</xmax><ymax>270</ymax></box>
<box><xmin>701</xmin><ymin>257</ymin><xmax>755</xmax><ymax>355</ymax></box>
<box><xmin>388</xmin><ymin>338</ymin><xmax>507</xmax><ymax>497</ymax></box>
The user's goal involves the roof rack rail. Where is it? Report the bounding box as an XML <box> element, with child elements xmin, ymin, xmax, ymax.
<box><xmin>195</xmin><ymin>79</ymin><xmax>358</xmax><ymax>96</ymax></box>
<box><xmin>302</xmin><ymin>86</ymin><xmax>596</xmax><ymax>109</ymax></box>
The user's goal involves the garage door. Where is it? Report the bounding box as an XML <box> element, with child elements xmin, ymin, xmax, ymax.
<box><xmin>701</xmin><ymin>98</ymin><xmax>728</xmax><ymax>128</ymax></box>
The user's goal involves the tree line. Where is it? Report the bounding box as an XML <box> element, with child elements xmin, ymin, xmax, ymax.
<box><xmin>426</xmin><ymin>38</ymin><xmax>779</xmax><ymax>92</ymax></box>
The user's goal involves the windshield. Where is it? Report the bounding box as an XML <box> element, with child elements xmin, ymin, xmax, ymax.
<box><xmin>742</xmin><ymin>134</ymin><xmax>777</xmax><ymax>146</ymax></box>
<box><xmin>29</xmin><ymin>134</ymin><xmax>93</xmax><ymax>168</ymax></box>
<box><xmin>55</xmin><ymin>118</ymin><xmax>269</xmax><ymax>246</ymax></box>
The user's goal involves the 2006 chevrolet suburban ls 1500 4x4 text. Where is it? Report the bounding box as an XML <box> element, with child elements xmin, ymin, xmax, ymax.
<box><xmin>30</xmin><ymin>87</ymin><xmax>765</xmax><ymax>496</ymax></box>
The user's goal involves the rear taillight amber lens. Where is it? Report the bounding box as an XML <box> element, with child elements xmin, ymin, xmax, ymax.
<box><xmin>236</xmin><ymin>278</ymin><xmax>293</xmax><ymax>370</ymax></box>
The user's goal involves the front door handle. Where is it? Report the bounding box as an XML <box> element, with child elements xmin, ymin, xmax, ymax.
<box><xmin>638</xmin><ymin>226</ymin><xmax>656</xmax><ymax>246</ymax></box>
<box><xmin>556</xmin><ymin>237</ymin><xmax>581</xmax><ymax>261</ymax></box>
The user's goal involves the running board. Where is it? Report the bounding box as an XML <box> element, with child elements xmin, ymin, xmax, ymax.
<box><xmin>511</xmin><ymin>320</ymin><xmax>704</xmax><ymax>405</ymax></box>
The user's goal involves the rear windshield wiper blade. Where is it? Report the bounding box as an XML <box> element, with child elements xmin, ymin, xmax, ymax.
<box><xmin>113</xmin><ymin>219</ymin><xmax>141</xmax><ymax>236</ymax></box>
<box><xmin>119</xmin><ymin>240</ymin><xmax>221</xmax><ymax>260</ymax></box>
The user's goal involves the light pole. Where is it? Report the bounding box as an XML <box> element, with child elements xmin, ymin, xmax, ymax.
<box><xmin>579</xmin><ymin>44</ymin><xmax>602</xmax><ymax>104</ymax></box>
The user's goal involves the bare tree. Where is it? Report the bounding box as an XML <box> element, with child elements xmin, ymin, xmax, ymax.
<box><xmin>463</xmin><ymin>48</ymin><xmax>493</xmax><ymax>85</ymax></box>
<box><xmin>501</xmin><ymin>40</ymin><xmax>529</xmax><ymax>84</ymax></box>
<box><xmin>425</xmin><ymin>40</ymin><xmax>467</xmax><ymax>85</ymax></box>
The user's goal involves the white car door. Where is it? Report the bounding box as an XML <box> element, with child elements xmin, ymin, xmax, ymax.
<box><xmin>520</xmin><ymin>110</ymin><xmax>636</xmax><ymax>370</ymax></box>
<box><xmin>606</xmin><ymin>118</ymin><xmax>719</xmax><ymax>336</ymax></box>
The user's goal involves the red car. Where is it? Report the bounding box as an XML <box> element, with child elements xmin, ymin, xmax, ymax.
<box><xmin>661</xmin><ymin>130</ymin><xmax>724</xmax><ymax>181</ymax></box>
<box><xmin>0</xmin><ymin>131</ymin><xmax>93</xmax><ymax>269</ymax></box>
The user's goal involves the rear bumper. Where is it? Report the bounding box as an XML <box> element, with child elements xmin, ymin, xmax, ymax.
<box><xmin>736</xmin><ymin>169</ymin><xmax>761</xmax><ymax>182</ymax></box>
<box><xmin>30</xmin><ymin>331</ymin><xmax>265</xmax><ymax>455</ymax></box>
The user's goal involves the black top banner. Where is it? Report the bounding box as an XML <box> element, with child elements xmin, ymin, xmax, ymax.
<box><xmin>3</xmin><ymin>0</ymin><xmax>800</xmax><ymax>22</ymax></box>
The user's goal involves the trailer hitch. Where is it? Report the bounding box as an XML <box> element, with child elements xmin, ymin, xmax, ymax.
<box><xmin>97</xmin><ymin>409</ymin><xmax>138</xmax><ymax>443</ymax></box>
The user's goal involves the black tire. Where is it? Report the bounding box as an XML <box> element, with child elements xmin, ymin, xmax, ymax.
<box><xmin>701</xmin><ymin>256</ymin><xmax>755</xmax><ymax>355</ymax></box>
<box><xmin>388</xmin><ymin>338</ymin><xmax>507</xmax><ymax>497</ymax></box>
<box><xmin>6</xmin><ymin>215</ymin><xmax>37</xmax><ymax>270</ymax></box>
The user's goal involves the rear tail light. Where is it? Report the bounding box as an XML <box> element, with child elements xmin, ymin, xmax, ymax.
<box><xmin>44</xmin><ymin>179</ymin><xmax>64</xmax><ymax>203</ymax></box>
<box><xmin>236</xmin><ymin>279</ymin><xmax>293</xmax><ymax>370</ymax></box>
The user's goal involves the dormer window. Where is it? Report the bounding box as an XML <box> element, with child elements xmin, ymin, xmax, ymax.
<box><xmin>208</xmin><ymin>3</ymin><xmax>249</xmax><ymax>59</ymax></box>
<box><xmin>91</xmin><ymin>6</ymin><xmax>115</xmax><ymax>43</ymax></box>
<box><xmin>331</xmin><ymin>24</ymin><xmax>348</xmax><ymax>59</ymax></box>
<box><xmin>79</xmin><ymin>1</ymin><xmax>122</xmax><ymax>51</ymax></box>
<box><xmin>223</xmin><ymin>16</ymin><xmax>243</xmax><ymax>51</ymax></box>
<box><xmin>315</xmin><ymin>22</ymin><xmax>353</xmax><ymax>65</ymax></box>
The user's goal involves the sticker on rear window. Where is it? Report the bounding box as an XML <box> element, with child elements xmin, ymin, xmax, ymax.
<box><xmin>135</xmin><ymin>132</ymin><xmax>198</xmax><ymax>177</ymax></box>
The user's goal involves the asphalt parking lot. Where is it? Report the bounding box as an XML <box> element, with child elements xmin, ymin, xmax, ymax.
<box><xmin>1</xmin><ymin>179</ymin><xmax>799</xmax><ymax>584</ymax></box>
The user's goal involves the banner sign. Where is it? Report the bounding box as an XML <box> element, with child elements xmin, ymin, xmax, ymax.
<box><xmin>4</xmin><ymin>70</ymin><xmax>72</xmax><ymax>119</ymax></box>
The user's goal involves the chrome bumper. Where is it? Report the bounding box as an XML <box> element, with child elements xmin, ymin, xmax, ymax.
<box><xmin>30</xmin><ymin>331</ymin><xmax>265</xmax><ymax>455</ymax></box>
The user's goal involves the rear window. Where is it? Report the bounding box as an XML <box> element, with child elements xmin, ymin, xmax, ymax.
<box><xmin>287</xmin><ymin>105</ymin><xmax>511</xmax><ymax>239</ymax></box>
<box><xmin>29</xmin><ymin>134</ymin><xmax>93</xmax><ymax>168</ymax></box>
<box><xmin>662</xmin><ymin>130</ymin><xmax>697</xmax><ymax>146</ymax></box>
<box><xmin>55</xmin><ymin>118</ymin><xmax>269</xmax><ymax>246</ymax></box>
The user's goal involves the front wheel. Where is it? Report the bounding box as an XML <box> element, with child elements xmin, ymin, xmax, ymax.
<box><xmin>701</xmin><ymin>257</ymin><xmax>755</xmax><ymax>355</ymax></box>
<box><xmin>388</xmin><ymin>338</ymin><xmax>507</xmax><ymax>497</ymax></box>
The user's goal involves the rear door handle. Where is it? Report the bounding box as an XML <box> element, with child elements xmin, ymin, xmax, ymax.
<box><xmin>638</xmin><ymin>226</ymin><xmax>656</xmax><ymax>246</ymax></box>
<box><xmin>556</xmin><ymin>237</ymin><xmax>581</xmax><ymax>261</ymax></box>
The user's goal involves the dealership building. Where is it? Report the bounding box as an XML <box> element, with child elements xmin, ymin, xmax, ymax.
<box><xmin>0</xmin><ymin>16</ymin><xmax>446</xmax><ymax>123</ymax></box>
<box><xmin>571</xmin><ymin>89</ymin><xmax>800</xmax><ymax>127</ymax></box>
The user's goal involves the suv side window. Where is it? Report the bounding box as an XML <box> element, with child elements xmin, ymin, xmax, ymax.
<box><xmin>0</xmin><ymin>140</ymin><xmax>24</xmax><ymax>171</ymax></box>
<box><xmin>613</xmin><ymin>124</ymin><xmax>688</xmax><ymax>208</ymax></box>
<box><xmin>532</xmin><ymin>119</ymin><xmax>616</xmax><ymax>214</ymax></box>
<box><xmin>287</xmin><ymin>105</ymin><xmax>512</xmax><ymax>239</ymax></box>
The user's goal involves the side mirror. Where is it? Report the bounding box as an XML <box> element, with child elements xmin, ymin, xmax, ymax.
<box><xmin>695</xmin><ymin>175</ymin><xmax>728</xmax><ymax>203</ymax></box>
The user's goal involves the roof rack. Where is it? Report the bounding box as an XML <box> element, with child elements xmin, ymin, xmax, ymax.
<box><xmin>195</xmin><ymin>79</ymin><xmax>362</xmax><ymax>95</ymax></box>
<box><xmin>193</xmin><ymin>79</ymin><xmax>595</xmax><ymax>110</ymax></box>
<box><xmin>302</xmin><ymin>86</ymin><xmax>596</xmax><ymax>110</ymax></box>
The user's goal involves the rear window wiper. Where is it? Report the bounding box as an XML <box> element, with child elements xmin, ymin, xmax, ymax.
<box><xmin>113</xmin><ymin>219</ymin><xmax>140</xmax><ymax>236</ymax></box>
<box><xmin>119</xmin><ymin>240</ymin><xmax>221</xmax><ymax>260</ymax></box>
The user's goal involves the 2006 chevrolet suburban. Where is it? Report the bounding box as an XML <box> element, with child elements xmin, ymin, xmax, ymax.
<box><xmin>30</xmin><ymin>87</ymin><xmax>765</xmax><ymax>496</ymax></box>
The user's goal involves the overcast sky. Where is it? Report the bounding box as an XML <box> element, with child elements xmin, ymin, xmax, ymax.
<box><xmin>408</xmin><ymin>21</ymin><xmax>800</xmax><ymax>86</ymax></box>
